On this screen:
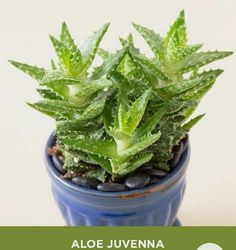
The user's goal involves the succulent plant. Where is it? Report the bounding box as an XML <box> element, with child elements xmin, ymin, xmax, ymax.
<box><xmin>10</xmin><ymin>10</ymin><xmax>232</xmax><ymax>182</ymax></box>
<box><xmin>61</xmin><ymin>88</ymin><xmax>166</xmax><ymax>176</ymax></box>
<box><xmin>118</xmin><ymin>10</ymin><xmax>233</xmax><ymax>170</ymax></box>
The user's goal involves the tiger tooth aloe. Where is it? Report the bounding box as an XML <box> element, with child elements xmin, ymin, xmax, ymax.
<box><xmin>10</xmin><ymin>11</ymin><xmax>233</xmax><ymax>181</ymax></box>
<box><xmin>60</xmin><ymin>89</ymin><xmax>165</xmax><ymax>176</ymax></box>
<box><xmin>9</xmin><ymin>22</ymin><xmax>117</xmax><ymax>178</ymax></box>
<box><xmin>124</xmin><ymin>10</ymin><xmax>232</xmax><ymax>170</ymax></box>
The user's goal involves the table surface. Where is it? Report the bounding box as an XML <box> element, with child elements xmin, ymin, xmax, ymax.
<box><xmin>0</xmin><ymin>0</ymin><xmax>235</xmax><ymax>226</ymax></box>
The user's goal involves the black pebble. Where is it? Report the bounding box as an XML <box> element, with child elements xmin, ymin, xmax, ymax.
<box><xmin>97</xmin><ymin>183</ymin><xmax>127</xmax><ymax>192</ymax></box>
<box><xmin>181</xmin><ymin>134</ymin><xmax>189</xmax><ymax>152</ymax></box>
<box><xmin>72</xmin><ymin>176</ymin><xmax>101</xmax><ymax>189</ymax></box>
<box><xmin>138</xmin><ymin>165</ymin><xmax>153</xmax><ymax>172</ymax></box>
<box><xmin>172</xmin><ymin>141</ymin><xmax>183</xmax><ymax>153</ymax></box>
<box><xmin>149</xmin><ymin>178</ymin><xmax>160</xmax><ymax>185</ymax></box>
<box><xmin>125</xmin><ymin>173</ymin><xmax>150</xmax><ymax>189</ymax></box>
<box><xmin>146</xmin><ymin>169</ymin><xmax>168</xmax><ymax>178</ymax></box>
<box><xmin>169</xmin><ymin>142</ymin><xmax>184</xmax><ymax>168</ymax></box>
<box><xmin>52</xmin><ymin>155</ymin><xmax>66</xmax><ymax>174</ymax></box>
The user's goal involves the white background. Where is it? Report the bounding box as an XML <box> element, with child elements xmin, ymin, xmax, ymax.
<box><xmin>0</xmin><ymin>0</ymin><xmax>235</xmax><ymax>225</ymax></box>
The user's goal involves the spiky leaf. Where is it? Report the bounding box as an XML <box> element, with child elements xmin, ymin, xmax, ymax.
<box><xmin>165</xmin><ymin>10</ymin><xmax>187</xmax><ymax>61</ymax></box>
<box><xmin>97</xmin><ymin>48</ymin><xmax>111</xmax><ymax>60</ymax></box>
<box><xmin>91</xmin><ymin>45</ymin><xmax>129</xmax><ymax>80</ymax></box>
<box><xmin>132</xmin><ymin>23</ymin><xmax>164</xmax><ymax>60</ymax></box>
<box><xmin>79</xmin><ymin>97</ymin><xmax>106</xmax><ymax>121</ymax></box>
<box><xmin>81</xmin><ymin>23</ymin><xmax>110</xmax><ymax>70</ymax></box>
<box><xmin>36</xmin><ymin>89</ymin><xmax>64</xmax><ymax>100</ymax></box>
<box><xmin>28</xmin><ymin>100</ymin><xmax>78</xmax><ymax>119</ymax></box>
<box><xmin>179</xmin><ymin>51</ymin><xmax>233</xmax><ymax>73</ymax></box>
<box><xmin>120</xmin><ymin>132</ymin><xmax>161</xmax><ymax>158</ymax></box>
<box><xmin>75</xmin><ymin>79</ymin><xmax>112</xmax><ymax>98</ymax></box>
<box><xmin>50</xmin><ymin>35</ymin><xmax>82</xmax><ymax>76</ymax></box>
<box><xmin>129</xmin><ymin>49</ymin><xmax>170</xmax><ymax>87</ymax></box>
<box><xmin>9</xmin><ymin>60</ymin><xmax>47</xmax><ymax>80</ymax></box>
<box><xmin>61</xmin><ymin>137</ymin><xmax>118</xmax><ymax>159</ymax></box>
<box><xmin>135</xmin><ymin>105</ymin><xmax>167</xmax><ymax>139</ymax></box>
<box><xmin>183</xmin><ymin>114</ymin><xmax>205</xmax><ymax>131</ymax></box>
<box><xmin>119</xmin><ymin>153</ymin><xmax>153</xmax><ymax>175</ymax></box>
<box><xmin>90</xmin><ymin>155</ymin><xmax>112</xmax><ymax>174</ymax></box>
<box><xmin>126</xmin><ymin>88</ymin><xmax>152</xmax><ymax>133</ymax></box>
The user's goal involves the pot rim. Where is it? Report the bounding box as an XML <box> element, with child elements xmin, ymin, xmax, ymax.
<box><xmin>45</xmin><ymin>132</ymin><xmax>190</xmax><ymax>198</ymax></box>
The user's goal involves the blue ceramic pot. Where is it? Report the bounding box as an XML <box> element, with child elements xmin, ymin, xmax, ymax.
<box><xmin>45</xmin><ymin>133</ymin><xmax>190</xmax><ymax>226</ymax></box>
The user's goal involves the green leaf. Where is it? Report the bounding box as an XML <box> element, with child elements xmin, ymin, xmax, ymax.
<box><xmin>27</xmin><ymin>100</ymin><xmax>78</xmax><ymax>119</ymax></box>
<box><xmin>118</xmin><ymin>36</ymin><xmax>144</xmax><ymax>81</ymax></box>
<box><xmin>46</xmin><ymin>84</ymin><xmax>69</xmax><ymax>100</ymax></box>
<box><xmin>183</xmin><ymin>114</ymin><xmax>205</xmax><ymax>130</ymax></box>
<box><xmin>110</xmin><ymin>71</ymin><xmax>129</xmax><ymax>107</ymax></box>
<box><xmin>117</xmin><ymin>104</ymin><xmax>129</xmax><ymax>132</ymax></box>
<box><xmin>129</xmin><ymin>50</ymin><xmax>170</xmax><ymax>87</ymax></box>
<box><xmin>97</xmin><ymin>48</ymin><xmax>111</xmax><ymax>60</ymax></box>
<box><xmin>50</xmin><ymin>35</ymin><xmax>82</xmax><ymax>75</ymax></box>
<box><xmin>182</xmin><ymin>69</ymin><xmax>223</xmax><ymax>101</ymax></box>
<box><xmin>61</xmin><ymin>137</ymin><xmax>118</xmax><ymax>159</ymax></box>
<box><xmin>56</xmin><ymin>119</ymin><xmax>95</xmax><ymax>137</ymax></box>
<box><xmin>185</xmin><ymin>80</ymin><xmax>214</xmax><ymax>102</ymax></box>
<box><xmin>91</xmin><ymin>45</ymin><xmax>129</xmax><ymax>80</ymax></box>
<box><xmin>171</xmin><ymin>44</ymin><xmax>203</xmax><ymax>62</ymax></box>
<box><xmin>60</xmin><ymin>23</ymin><xmax>82</xmax><ymax>69</ymax></box>
<box><xmin>85</xmin><ymin>168</ymin><xmax>108</xmax><ymax>182</ymax></box>
<box><xmin>103</xmin><ymin>105</ymin><xmax>113</xmax><ymax>131</ymax></box>
<box><xmin>75</xmin><ymin>79</ymin><xmax>112</xmax><ymax>98</ymax></box>
<box><xmin>119</xmin><ymin>153</ymin><xmax>153</xmax><ymax>175</ymax></box>
<box><xmin>79</xmin><ymin>97</ymin><xmax>106</xmax><ymax>120</ymax></box>
<box><xmin>117</xmin><ymin>54</ymin><xmax>138</xmax><ymax>80</ymax></box>
<box><xmin>119</xmin><ymin>33</ymin><xmax>134</xmax><ymax>46</ymax></box>
<box><xmin>107</xmin><ymin>129</ymin><xmax>132</xmax><ymax>143</ymax></box>
<box><xmin>158</xmin><ymin>78</ymin><xmax>200</xmax><ymax>98</ymax></box>
<box><xmin>60</xmin><ymin>22</ymin><xmax>79</xmax><ymax>53</ymax></box>
<box><xmin>179</xmin><ymin>51</ymin><xmax>233</xmax><ymax>73</ymax></box>
<box><xmin>9</xmin><ymin>60</ymin><xmax>47</xmax><ymax>80</ymax></box>
<box><xmin>36</xmin><ymin>89</ymin><xmax>64</xmax><ymax>100</ymax></box>
<box><xmin>40</xmin><ymin>74</ymin><xmax>82</xmax><ymax>86</ymax></box>
<box><xmin>40</xmin><ymin>74</ymin><xmax>83</xmax><ymax>99</ymax></box>
<box><xmin>120</xmin><ymin>132</ymin><xmax>161</xmax><ymax>158</ymax></box>
<box><xmin>158</xmin><ymin>69</ymin><xmax>222</xmax><ymax>98</ymax></box>
<box><xmin>90</xmin><ymin>155</ymin><xmax>112</xmax><ymax>174</ymax></box>
<box><xmin>132</xmin><ymin>23</ymin><xmax>164</xmax><ymax>60</ymax></box>
<box><xmin>135</xmin><ymin>105</ymin><xmax>167</xmax><ymax>139</ymax></box>
<box><xmin>27</xmin><ymin>102</ymin><xmax>57</xmax><ymax>118</ymax></box>
<box><xmin>126</xmin><ymin>88</ymin><xmax>152</xmax><ymax>134</ymax></box>
<box><xmin>51</xmin><ymin>59</ymin><xmax>57</xmax><ymax>70</ymax></box>
<box><xmin>81</xmin><ymin>23</ymin><xmax>110</xmax><ymax>70</ymax></box>
<box><xmin>163</xmin><ymin>99</ymin><xmax>187</xmax><ymax>114</ymax></box>
<box><xmin>77</xmin><ymin>152</ymin><xmax>98</xmax><ymax>165</ymax></box>
<box><xmin>165</xmin><ymin>10</ymin><xmax>187</xmax><ymax>60</ymax></box>
<box><xmin>50</xmin><ymin>35</ymin><xmax>69</xmax><ymax>65</ymax></box>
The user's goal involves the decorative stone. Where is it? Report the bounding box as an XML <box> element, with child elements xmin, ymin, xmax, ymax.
<box><xmin>138</xmin><ymin>165</ymin><xmax>153</xmax><ymax>172</ymax></box>
<box><xmin>169</xmin><ymin>142</ymin><xmax>184</xmax><ymax>168</ymax></box>
<box><xmin>72</xmin><ymin>176</ymin><xmax>101</xmax><ymax>189</ymax></box>
<box><xmin>52</xmin><ymin>155</ymin><xmax>66</xmax><ymax>174</ymax></box>
<box><xmin>149</xmin><ymin>178</ymin><xmax>160</xmax><ymax>185</ymax></box>
<box><xmin>172</xmin><ymin>141</ymin><xmax>183</xmax><ymax>153</ymax></box>
<box><xmin>125</xmin><ymin>173</ymin><xmax>150</xmax><ymax>189</ymax></box>
<box><xmin>97</xmin><ymin>183</ymin><xmax>127</xmax><ymax>192</ymax></box>
<box><xmin>146</xmin><ymin>169</ymin><xmax>168</xmax><ymax>178</ymax></box>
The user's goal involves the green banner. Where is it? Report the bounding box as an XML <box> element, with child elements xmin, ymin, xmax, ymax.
<box><xmin>0</xmin><ymin>227</ymin><xmax>235</xmax><ymax>250</ymax></box>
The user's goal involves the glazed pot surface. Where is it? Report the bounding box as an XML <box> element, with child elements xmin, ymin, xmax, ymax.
<box><xmin>45</xmin><ymin>133</ymin><xmax>190</xmax><ymax>226</ymax></box>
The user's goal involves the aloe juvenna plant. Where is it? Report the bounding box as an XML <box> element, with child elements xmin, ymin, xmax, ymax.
<box><xmin>10</xmin><ymin>11</ymin><xmax>232</xmax><ymax>182</ymax></box>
